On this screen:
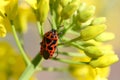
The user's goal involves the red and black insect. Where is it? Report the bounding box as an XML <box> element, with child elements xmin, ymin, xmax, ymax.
<box><xmin>40</xmin><ymin>29</ymin><xmax>58</xmax><ymax>60</ymax></box>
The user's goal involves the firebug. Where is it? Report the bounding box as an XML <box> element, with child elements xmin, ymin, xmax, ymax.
<box><xmin>40</xmin><ymin>29</ymin><xmax>58</xmax><ymax>60</ymax></box>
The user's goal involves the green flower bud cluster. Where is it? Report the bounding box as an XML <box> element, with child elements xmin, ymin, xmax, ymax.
<box><xmin>83</xmin><ymin>44</ymin><xmax>119</xmax><ymax>68</ymax></box>
<box><xmin>74</xmin><ymin>4</ymin><xmax>119</xmax><ymax>68</ymax></box>
<box><xmin>50</xmin><ymin>0</ymin><xmax>80</xmax><ymax>25</ymax></box>
<box><xmin>49</xmin><ymin>0</ymin><xmax>119</xmax><ymax>70</ymax></box>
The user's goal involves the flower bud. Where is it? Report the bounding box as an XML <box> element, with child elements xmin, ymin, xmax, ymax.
<box><xmin>55</xmin><ymin>3</ymin><xmax>63</xmax><ymax>24</ymax></box>
<box><xmin>54</xmin><ymin>1</ymin><xmax>63</xmax><ymax>18</ymax></box>
<box><xmin>77</xmin><ymin>5</ymin><xmax>95</xmax><ymax>22</ymax></box>
<box><xmin>84</xmin><ymin>46</ymin><xmax>103</xmax><ymax>58</ymax></box>
<box><xmin>91</xmin><ymin>17</ymin><xmax>106</xmax><ymax>25</ymax></box>
<box><xmin>13</xmin><ymin>3</ymin><xmax>32</xmax><ymax>33</ymax></box>
<box><xmin>90</xmin><ymin>53</ymin><xmax>119</xmax><ymax>68</ymax></box>
<box><xmin>56</xmin><ymin>3</ymin><xmax>63</xmax><ymax>16</ymax></box>
<box><xmin>61</xmin><ymin>0</ymin><xmax>80</xmax><ymax>20</ymax></box>
<box><xmin>60</xmin><ymin>0</ymin><xmax>72</xmax><ymax>7</ymax></box>
<box><xmin>80</xmin><ymin>24</ymin><xmax>107</xmax><ymax>41</ymax></box>
<box><xmin>95</xmin><ymin>32</ymin><xmax>115</xmax><ymax>42</ymax></box>
<box><xmin>78</xmin><ymin>2</ymin><xmax>86</xmax><ymax>12</ymax></box>
<box><xmin>0</xmin><ymin>24</ymin><xmax>6</xmax><ymax>37</ymax></box>
<box><xmin>38</xmin><ymin>0</ymin><xmax>49</xmax><ymax>24</ymax></box>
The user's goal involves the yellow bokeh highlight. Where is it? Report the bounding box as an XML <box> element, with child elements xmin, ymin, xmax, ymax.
<box><xmin>0</xmin><ymin>42</ymin><xmax>36</xmax><ymax>80</ymax></box>
<box><xmin>14</xmin><ymin>2</ymin><xmax>36</xmax><ymax>33</ymax></box>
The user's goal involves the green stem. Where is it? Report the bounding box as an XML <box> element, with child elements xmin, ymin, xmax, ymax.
<box><xmin>65</xmin><ymin>23</ymin><xmax>74</xmax><ymax>32</ymax></box>
<box><xmin>11</xmin><ymin>21</ymin><xmax>31</xmax><ymax>65</ymax></box>
<box><xmin>19</xmin><ymin>53</ymin><xmax>43</xmax><ymax>80</ymax></box>
<box><xmin>52</xmin><ymin>58</ymin><xmax>88</xmax><ymax>65</ymax></box>
<box><xmin>58</xmin><ymin>36</ymin><xmax>81</xmax><ymax>45</ymax></box>
<box><xmin>37</xmin><ymin>21</ymin><xmax>44</xmax><ymax>37</ymax></box>
<box><xmin>19</xmin><ymin>65</ymin><xmax>35</xmax><ymax>80</ymax></box>
<box><xmin>70</xmin><ymin>42</ymin><xmax>85</xmax><ymax>50</ymax></box>
<box><xmin>36</xmin><ymin>67</ymin><xmax>68</xmax><ymax>72</ymax></box>
<box><xmin>58</xmin><ymin>52</ymin><xmax>86</xmax><ymax>57</ymax></box>
<box><xmin>68</xmin><ymin>30</ymin><xmax>79</xmax><ymax>36</ymax></box>
<box><xmin>18</xmin><ymin>32</ymin><xmax>24</xmax><ymax>48</ymax></box>
<box><xmin>60</xmin><ymin>23</ymin><xmax>74</xmax><ymax>37</ymax></box>
<box><xmin>51</xmin><ymin>10</ymin><xmax>57</xmax><ymax>29</ymax></box>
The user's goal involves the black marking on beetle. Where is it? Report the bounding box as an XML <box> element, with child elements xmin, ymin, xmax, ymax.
<box><xmin>46</xmin><ymin>38</ymin><xmax>51</xmax><ymax>44</ymax></box>
<box><xmin>51</xmin><ymin>35</ymin><xmax>54</xmax><ymax>38</ymax></box>
<box><xmin>51</xmin><ymin>29</ymin><xmax>56</xmax><ymax>32</ymax></box>
<box><xmin>47</xmin><ymin>46</ymin><xmax>53</xmax><ymax>50</ymax></box>
<box><xmin>43</xmin><ymin>50</ymin><xmax>50</xmax><ymax>59</ymax></box>
<box><xmin>46</xmin><ymin>33</ymin><xmax>50</xmax><ymax>37</ymax></box>
<box><xmin>43</xmin><ymin>44</ymin><xmax>46</xmax><ymax>48</ymax></box>
<box><xmin>51</xmin><ymin>40</ymin><xmax>57</xmax><ymax>45</ymax></box>
<box><xmin>54</xmin><ymin>46</ymin><xmax>56</xmax><ymax>49</ymax></box>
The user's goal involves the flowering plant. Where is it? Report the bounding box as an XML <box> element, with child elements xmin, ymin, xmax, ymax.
<box><xmin>0</xmin><ymin>0</ymin><xmax>119</xmax><ymax>80</ymax></box>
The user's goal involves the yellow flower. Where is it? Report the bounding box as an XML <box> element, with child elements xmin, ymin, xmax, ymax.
<box><xmin>2</xmin><ymin>0</ymin><xmax>18</xmax><ymax>20</ymax></box>
<box><xmin>0</xmin><ymin>42</ymin><xmax>36</xmax><ymax>80</ymax></box>
<box><xmin>90</xmin><ymin>53</ymin><xmax>119</xmax><ymax>68</ymax></box>
<box><xmin>37</xmin><ymin>0</ymin><xmax>50</xmax><ymax>24</ymax></box>
<box><xmin>14</xmin><ymin>2</ymin><xmax>36</xmax><ymax>33</ymax></box>
<box><xmin>0</xmin><ymin>24</ymin><xmax>6</xmax><ymax>37</ymax></box>
<box><xmin>0</xmin><ymin>0</ymin><xmax>19</xmax><ymax>21</ymax></box>
<box><xmin>83</xmin><ymin>40</ymin><xmax>119</xmax><ymax>68</ymax></box>
<box><xmin>0</xmin><ymin>0</ymin><xmax>9</xmax><ymax>16</ymax></box>
<box><xmin>69</xmin><ymin>64</ymin><xmax>96</xmax><ymax>80</ymax></box>
<box><xmin>95</xmin><ymin>75</ymin><xmax>108</xmax><ymax>80</ymax></box>
<box><xmin>0</xmin><ymin>15</ymin><xmax>11</xmax><ymax>33</ymax></box>
<box><xmin>26</xmin><ymin>0</ymin><xmax>50</xmax><ymax>24</ymax></box>
<box><xmin>95</xmin><ymin>67</ymin><xmax>110</xmax><ymax>79</ymax></box>
<box><xmin>69</xmin><ymin>55</ymin><xmax>110</xmax><ymax>80</ymax></box>
<box><xmin>0</xmin><ymin>0</ymin><xmax>18</xmax><ymax>34</ymax></box>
